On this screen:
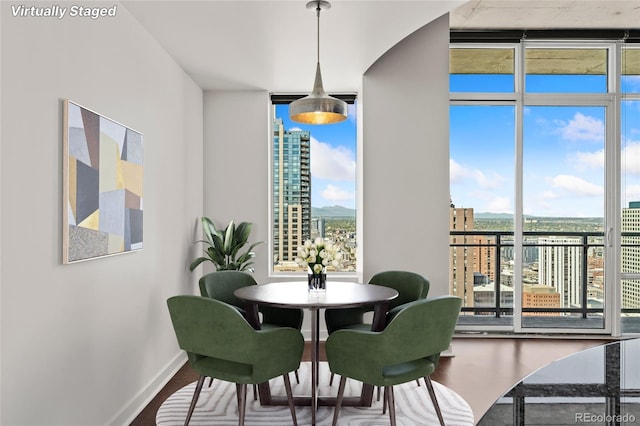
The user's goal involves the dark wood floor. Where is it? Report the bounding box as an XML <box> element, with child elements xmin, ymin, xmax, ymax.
<box><xmin>130</xmin><ymin>336</ymin><xmax>613</xmax><ymax>425</ymax></box>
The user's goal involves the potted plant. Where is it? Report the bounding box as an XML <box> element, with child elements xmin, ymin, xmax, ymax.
<box><xmin>189</xmin><ymin>216</ymin><xmax>262</xmax><ymax>272</ymax></box>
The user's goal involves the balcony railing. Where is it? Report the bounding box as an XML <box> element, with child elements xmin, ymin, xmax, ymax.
<box><xmin>451</xmin><ymin>230</ymin><xmax>640</xmax><ymax>331</ymax></box>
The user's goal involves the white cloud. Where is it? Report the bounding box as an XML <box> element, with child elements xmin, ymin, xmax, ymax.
<box><xmin>623</xmin><ymin>141</ymin><xmax>640</xmax><ymax>175</ymax></box>
<box><xmin>557</xmin><ymin>112</ymin><xmax>604</xmax><ymax>142</ymax></box>
<box><xmin>473</xmin><ymin>169</ymin><xmax>504</xmax><ymax>189</ymax></box>
<box><xmin>573</xmin><ymin>149</ymin><xmax>604</xmax><ymax>169</ymax></box>
<box><xmin>321</xmin><ymin>184</ymin><xmax>354</xmax><ymax>204</ymax></box>
<box><xmin>465</xmin><ymin>189</ymin><xmax>513</xmax><ymax>214</ymax></box>
<box><xmin>625</xmin><ymin>185</ymin><xmax>640</xmax><ymax>204</ymax></box>
<box><xmin>311</xmin><ymin>137</ymin><xmax>355</xmax><ymax>181</ymax></box>
<box><xmin>450</xmin><ymin>158</ymin><xmax>504</xmax><ymax>189</ymax></box>
<box><xmin>625</xmin><ymin>185</ymin><xmax>640</xmax><ymax>203</ymax></box>
<box><xmin>486</xmin><ymin>196</ymin><xmax>512</xmax><ymax>213</ymax></box>
<box><xmin>450</xmin><ymin>158</ymin><xmax>466</xmax><ymax>183</ymax></box>
<box><xmin>546</xmin><ymin>174</ymin><xmax>602</xmax><ymax>197</ymax></box>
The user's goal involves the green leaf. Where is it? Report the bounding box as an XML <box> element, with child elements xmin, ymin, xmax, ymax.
<box><xmin>189</xmin><ymin>257</ymin><xmax>210</xmax><ymax>271</ymax></box>
<box><xmin>223</xmin><ymin>220</ymin><xmax>235</xmax><ymax>255</ymax></box>
<box><xmin>201</xmin><ymin>217</ymin><xmax>216</xmax><ymax>246</ymax></box>
<box><xmin>246</xmin><ymin>241</ymin><xmax>262</xmax><ymax>253</ymax></box>
<box><xmin>207</xmin><ymin>247</ymin><xmax>225</xmax><ymax>266</ymax></box>
<box><xmin>235</xmin><ymin>222</ymin><xmax>252</xmax><ymax>245</ymax></box>
<box><xmin>240</xmin><ymin>262</ymin><xmax>255</xmax><ymax>272</ymax></box>
<box><xmin>236</xmin><ymin>252</ymin><xmax>253</xmax><ymax>264</ymax></box>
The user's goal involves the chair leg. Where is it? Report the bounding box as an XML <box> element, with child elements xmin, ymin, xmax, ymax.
<box><xmin>387</xmin><ymin>386</ymin><xmax>396</xmax><ymax>426</ymax></box>
<box><xmin>283</xmin><ymin>374</ymin><xmax>298</xmax><ymax>426</ymax></box>
<box><xmin>377</xmin><ymin>385</ymin><xmax>381</xmax><ymax>402</ymax></box>
<box><xmin>382</xmin><ymin>386</ymin><xmax>387</xmax><ymax>414</ymax></box>
<box><xmin>295</xmin><ymin>369</ymin><xmax>300</xmax><ymax>384</ymax></box>
<box><xmin>253</xmin><ymin>384</ymin><xmax>257</xmax><ymax>401</ymax></box>
<box><xmin>208</xmin><ymin>377</ymin><xmax>214</xmax><ymax>387</ymax></box>
<box><xmin>329</xmin><ymin>372</ymin><xmax>335</xmax><ymax>386</ymax></box>
<box><xmin>184</xmin><ymin>375</ymin><xmax>205</xmax><ymax>426</ymax></box>
<box><xmin>332</xmin><ymin>376</ymin><xmax>347</xmax><ymax>426</ymax></box>
<box><xmin>424</xmin><ymin>376</ymin><xmax>446</xmax><ymax>426</ymax></box>
<box><xmin>236</xmin><ymin>383</ymin><xmax>247</xmax><ymax>426</ymax></box>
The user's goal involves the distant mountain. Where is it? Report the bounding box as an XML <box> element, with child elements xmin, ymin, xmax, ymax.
<box><xmin>475</xmin><ymin>212</ymin><xmax>514</xmax><ymax>219</ymax></box>
<box><xmin>475</xmin><ymin>212</ymin><xmax>603</xmax><ymax>221</ymax></box>
<box><xmin>312</xmin><ymin>205</ymin><xmax>356</xmax><ymax>218</ymax></box>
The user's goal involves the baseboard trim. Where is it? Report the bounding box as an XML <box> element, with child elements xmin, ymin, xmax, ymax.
<box><xmin>106</xmin><ymin>351</ymin><xmax>187</xmax><ymax>426</ymax></box>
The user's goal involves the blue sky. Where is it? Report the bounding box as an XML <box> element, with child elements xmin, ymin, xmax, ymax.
<box><xmin>275</xmin><ymin>103</ymin><xmax>357</xmax><ymax>209</ymax></box>
<box><xmin>450</xmin><ymin>74</ymin><xmax>640</xmax><ymax>218</ymax></box>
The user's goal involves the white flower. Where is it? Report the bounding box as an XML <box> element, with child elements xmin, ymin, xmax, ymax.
<box><xmin>298</xmin><ymin>237</ymin><xmax>343</xmax><ymax>275</ymax></box>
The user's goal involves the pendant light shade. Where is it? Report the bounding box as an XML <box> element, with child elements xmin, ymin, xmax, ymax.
<box><xmin>290</xmin><ymin>0</ymin><xmax>347</xmax><ymax>125</ymax></box>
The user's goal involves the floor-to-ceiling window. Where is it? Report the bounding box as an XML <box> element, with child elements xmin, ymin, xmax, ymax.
<box><xmin>450</xmin><ymin>32</ymin><xmax>639</xmax><ymax>335</ymax></box>
<box><xmin>269</xmin><ymin>95</ymin><xmax>358</xmax><ymax>276</ymax></box>
<box><xmin>621</xmin><ymin>46</ymin><xmax>640</xmax><ymax>333</ymax></box>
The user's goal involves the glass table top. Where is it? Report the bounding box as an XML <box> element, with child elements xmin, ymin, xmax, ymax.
<box><xmin>478</xmin><ymin>338</ymin><xmax>640</xmax><ymax>425</ymax></box>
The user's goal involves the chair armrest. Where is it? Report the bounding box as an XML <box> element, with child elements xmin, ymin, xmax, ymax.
<box><xmin>248</xmin><ymin>327</ymin><xmax>305</xmax><ymax>382</ymax></box>
<box><xmin>326</xmin><ymin>329</ymin><xmax>385</xmax><ymax>384</ymax></box>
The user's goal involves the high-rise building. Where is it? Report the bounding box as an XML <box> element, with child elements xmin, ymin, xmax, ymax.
<box><xmin>450</xmin><ymin>202</ymin><xmax>475</xmax><ymax>307</ymax></box>
<box><xmin>312</xmin><ymin>217</ymin><xmax>325</xmax><ymax>239</ymax></box>
<box><xmin>475</xmin><ymin>235</ymin><xmax>497</xmax><ymax>282</ymax></box>
<box><xmin>622</xmin><ymin>201</ymin><xmax>640</xmax><ymax>309</ymax></box>
<box><xmin>273</xmin><ymin>118</ymin><xmax>311</xmax><ymax>265</ymax></box>
<box><xmin>538</xmin><ymin>237</ymin><xmax>582</xmax><ymax>308</ymax></box>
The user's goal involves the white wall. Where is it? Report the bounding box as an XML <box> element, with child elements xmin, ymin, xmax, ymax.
<box><xmin>202</xmin><ymin>14</ymin><xmax>451</xmax><ymax>342</ymax></box>
<box><xmin>0</xmin><ymin>2</ymin><xmax>203</xmax><ymax>425</ymax></box>
<box><xmin>202</xmin><ymin>90</ymin><xmax>271</xmax><ymax>285</ymax></box>
<box><xmin>362</xmin><ymin>14</ymin><xmax>451</xmax><ymax>296</ymax></box>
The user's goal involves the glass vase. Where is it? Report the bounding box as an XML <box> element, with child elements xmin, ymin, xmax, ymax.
<box><xmin>308</xmin><ymin>270</ymin><xmax>327</xmax><ymax>292</ymax></box>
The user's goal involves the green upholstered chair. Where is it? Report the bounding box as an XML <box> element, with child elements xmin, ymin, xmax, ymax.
<box><xmin>325</xmin><ymin>296</ymin><xmax>462</xmax><ymax>426</ymax></box>
<box><xmin>324</xmin><ymin>270</ymin><xmax>430</xmax><ymax>334</ymax></box>
<box><xmin>199</xmin><ymin>271</ymin><xmax>304</xmax><ymax>331</ymax></box>
<box><xmin>199</xmin><ymin>271</ymin><xmax>304</xmax><ymax>390</ymax></box>
<box><xmin>167</xmin><ymin>295</ymin><xmax>304</xmax><ymax>426</ymax></box>
<box><xmin>325</xmin><ymin>270</ymin><xmax>430</xmax><ymax>387</ymax></box>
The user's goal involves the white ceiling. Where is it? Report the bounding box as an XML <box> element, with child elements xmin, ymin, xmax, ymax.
<box><xmin>122</xmin><ymin>0</ymin><xmax>640</xmax><ymax>92</ymax></box>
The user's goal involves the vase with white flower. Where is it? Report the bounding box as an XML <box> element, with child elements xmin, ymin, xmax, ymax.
<box><xmin>295</xmin><ymin>237</ymin><xmax>342</xmax><ymax>292</ymax></box>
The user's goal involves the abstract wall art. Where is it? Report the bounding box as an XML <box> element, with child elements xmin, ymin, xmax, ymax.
<box><xmin>63</xmin><ymin>100</ymin><xmax>144</xmax><ymax>263</ymax></box>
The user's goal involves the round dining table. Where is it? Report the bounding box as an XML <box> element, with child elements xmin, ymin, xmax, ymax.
<box><xmin>234</xmin><ymin>280</ymin><xmax>398</xmax><ymax>426</ymax></box>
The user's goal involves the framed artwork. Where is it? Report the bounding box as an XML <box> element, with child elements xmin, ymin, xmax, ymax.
<box><xmin>63</xmin><ymin>100</ymin><xmax>144</xmax><ymax>263</ymax></box>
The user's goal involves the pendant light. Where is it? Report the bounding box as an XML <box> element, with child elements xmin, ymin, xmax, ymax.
<box><xmin>290</xmin><ymin>0</ymin><xmax>347</xmax><ymax>125</ymax></box>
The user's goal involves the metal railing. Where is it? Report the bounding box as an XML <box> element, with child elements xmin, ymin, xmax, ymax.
<box><xmin>450</xmin><ymin>230</ymin><xmax>609</xmax><ymax>319</ymax></box>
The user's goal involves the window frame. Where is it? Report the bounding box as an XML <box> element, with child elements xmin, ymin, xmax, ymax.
<box><xmin>450</xmin><ymin>38</ymin><xmax>625</xmax><ymax>335</ymax></box>
<box><xmin>268</xmin><ymin>95</ymin><xmax>360</xmax><ymax>278</ymax></box>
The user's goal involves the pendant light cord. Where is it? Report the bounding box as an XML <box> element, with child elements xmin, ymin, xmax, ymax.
<box><xmin>316</xmin><ymin>2</ymin><xmax>321</xmax><ymax>64</ymax></box>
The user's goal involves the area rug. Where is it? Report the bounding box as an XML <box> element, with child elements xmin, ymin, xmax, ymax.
<box><xmin>156</xmin><ymin>362</ymin><xmax>474</xmax><ymax>425</ymax></box>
